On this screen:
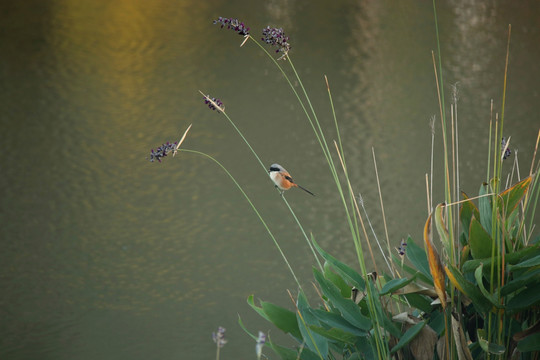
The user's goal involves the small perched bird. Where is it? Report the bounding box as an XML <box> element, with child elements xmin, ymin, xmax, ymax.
<box><xmin>268</xmin><ymin>163</ymin><xmax>315</xmax><ymax>196</ymax></box>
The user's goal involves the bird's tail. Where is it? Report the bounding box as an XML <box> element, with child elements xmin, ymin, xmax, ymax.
<box><xmin>297</xmin><ymin>184</ymin><xmax>315</xmax><ymax>196</ymax></box>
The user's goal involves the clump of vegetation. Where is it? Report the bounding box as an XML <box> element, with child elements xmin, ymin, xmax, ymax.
<box><xmin>150</xmin><ymin>5</ymin><xmax>540</xmax><ymax>360</ymax></box>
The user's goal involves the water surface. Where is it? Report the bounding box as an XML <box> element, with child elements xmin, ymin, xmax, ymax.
<box><xmin>1</xmin><ymin>1</ymin><xmax>539</xmax><ymax>359</ymax></box>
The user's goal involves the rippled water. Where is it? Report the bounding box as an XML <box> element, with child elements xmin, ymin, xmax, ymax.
<box><xmin>1</xmin><ymin>1</ymin><xmax>539</xmax><ymax>359</ymax></box>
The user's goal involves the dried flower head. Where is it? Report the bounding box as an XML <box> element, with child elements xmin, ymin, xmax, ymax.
<box><xmin>213</xmin><ymin>17</ymin><xmax>250</xmax><ymax>36</ymax></box>
<box><xmin>262</xmin><ymin>26</ymin><xmax>291</xmax><ymax>57</ymax></box>
<box><xmin>203</xmin><ymin>95</ymin><xmax>224</xmax><ymax>112</ymax></box>
<box><xmin>255</xmin><ymin>331</ymin><xmax>266</xmax><ymax>360</ymax></box>
<box><xmin>397</xmin><ymin>238</ymin><xmax>407</xmax><ymax>256</ymax></box>
<box><xmin>212</xmin><ymin>326</ymin><xmax>228</xmax><ymax>348</ymax></box>
<box><xmin>148</xmin><ymin>141</ymin><xmax>178</xmax><ymax>163</ymax></box>
<box><xmin>502</xmin><ymin>137</ymin><xmax>512</xmax><ymax>160</ymax></box>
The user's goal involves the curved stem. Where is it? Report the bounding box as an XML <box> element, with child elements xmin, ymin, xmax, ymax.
<box><xmin>180</xmin><ymin>148</ymin><xmax>301</xmax><ymax>288</ymax></box>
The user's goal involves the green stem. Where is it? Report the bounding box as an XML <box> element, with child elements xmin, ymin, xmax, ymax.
<box><xmin>180</xmin><ymin>148</ymin><xmax>302</xmax><ymax>288</ymax></box>
<box><xmin>248</xmin><ymin>36</ymin><xmax>334</xmax><ymax>171</ymax></box>
<box><xmin>218</xmin><ymin>107</ymin><xmax>323</xmax><ymax>271</ymax></box>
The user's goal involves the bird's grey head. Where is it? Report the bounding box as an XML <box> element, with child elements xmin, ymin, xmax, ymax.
<box><xmin>269</xmin><ymin>163</ymin><xmax>283</xmax><ymax>173</ymax></box>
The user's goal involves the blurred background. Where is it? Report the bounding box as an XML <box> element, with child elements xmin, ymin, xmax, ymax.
<box><xmin>1</xmin><ymin>0</ymin><xmax>539</xmax><ymax>359</ymax></box>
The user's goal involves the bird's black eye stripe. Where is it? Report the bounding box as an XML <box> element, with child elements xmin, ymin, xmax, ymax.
<box><xmin>269</xmin><ymin>166</ymin><xmax>280</xmax><ymax>172</ymax></box>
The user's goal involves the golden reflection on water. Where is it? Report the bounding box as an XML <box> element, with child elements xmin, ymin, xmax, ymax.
<box><xmin>1</xmin><ymin>1</ymin><xmax>539</xmax><ymax>359</ymax></box>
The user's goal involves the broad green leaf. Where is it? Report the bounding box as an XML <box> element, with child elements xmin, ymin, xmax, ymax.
<box><xmin>380</xmin><ymin>276</ymin><xmax>416</xmax><ymax>296</ymax></box>
<box><xmin>248</xmin><ymin>294</ymin><xmax>270</xmax><ymax>321</ymax></box>
<box><xmin>500</xmin><ymin>268</ymin><xmax>540</xmax><ymax>296</ymax></box>
<box><xmin>517</xmin><ymin>332</ymin><xmax>540</xmax><ymax>352</ymax></box>
<box><xmin>309</xmin><ymin>325</ymin><xmax>357</xmax><ymax>345</ymax></box>
<box><xmin>506</xmin><ymin>283</ymin><xmax>540</xmax><ymax>311</ymax></box>
<box><xmin>445</xmin><ymin>265</ymin><xmax>492</xmax><ymax>313</ymax></box>
<box><xmin>312</xmin><ymin>309</ymin><xmax>368</xmax><ymax>337</ymax></box>
<box><xmin>406</xmin><ymin>237</ymin><xmax>433</xmax><ymax>283</ymax></box>
<box><xmin>392</xmin><ymin>253</ymin><xmax>433</xmax><ymax>285</ymax></box>
<box><xmin>313</xmin><ymin>269</ymin><xmax>372</xmax><ymax>331</ymax></box>
<box><xmin>462</xmin><ymin>243</ymin><xmax>540</xmax><ymax>273</ymax></box>
<box><xmin>296</xmin><ymin>291</ymin><xmax>328</xmax><ymax>357</ymax></box>
<box><xmin>498</xmin><ymin>176</ymin><xmax>532</xmax><ymax>219</ymax></box>
<box><xmin>477</xmin><ymin>329</ymin><xmax>506</xmax><ymax>354</ymax></box>
<box><xmin>478</xmin><ymin>183</ymin><xmax>492</xmax><ymax>234</ymax></box>
<box><xmin>312</xmin><ymin>237</ymin><xmax>366</xmax><ymax>291</ymax></box>
<box><xmin>239</xmin><ymin>313</ymin><xmax>298</xmax><ymax>360</ymax></box>
<box><xmin>262</xmin><ymin>300</ymin><xmax>303</xmax><ymax>338</ymax></box>
<box><xmin>460</xmin><ymin>193</ymin><xmax>480</xmax><ymax>244</ymax></box>
<box><xmin>323</xmin><ymin>262</ymin><xmax>351</xmax><ymax>298</ymax></box>
<box><xmin>402</xmin><ymin>293</ymin><xmax>433</xmax><ymax>313</ymax></box>
<box><xmin>428</xmin><ymin>310</ymin><xmax>446</xmax><ymax>336</ymax></box>
<box><xmin>352</xmin><ymin>336</ymin><xmax>376</xmax><ymax>360</ymax></box>
<box><xmin>508</xmin><ymin>254</ymin><xmax>540</xmax><ymax>271</ymax></box>
<box><xmin>390</xmin><ymin>321</ymin><xmax>426</xmax><ymax>353</ymax></box>
<box><xmin>468</xmin><ymin>216</ymin><xmax>493</xmax><ymax>259</ymax></box>
<box><xmin>247</xmin><ymin>295</ymin><xmax>302</xmax><ymax>339</ymax></box>
<box><xmin>297</xmin><ymin>347</ymin><xmax>321</xmax><ymax>360</ymax></box>
<box><xmin>473</xmin><ymin>264</ymin><xmax>498</xmax><ymax>306</ymax></box>
<box><xmin>268</xmin><ymin>341</ymin><xmax>299</xmax><ymax>360</ymax></box>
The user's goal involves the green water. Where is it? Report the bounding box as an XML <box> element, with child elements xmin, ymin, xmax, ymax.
<box><xmin>1</xmin><ymin>1</ymin><xmax>539</xmax><ymax>359</ymax></box>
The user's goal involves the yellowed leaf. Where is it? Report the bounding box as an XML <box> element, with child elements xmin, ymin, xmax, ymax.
<box><xmin>424</xmin><ymin>213</ymin><xmax>446</xmax><ymax>308</ymax></box>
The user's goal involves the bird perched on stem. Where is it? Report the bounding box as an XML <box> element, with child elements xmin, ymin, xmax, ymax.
<box><xmin>268</xmin><ymin>163</ymin><xmax>315</xmax><ymax>196</ymax></box>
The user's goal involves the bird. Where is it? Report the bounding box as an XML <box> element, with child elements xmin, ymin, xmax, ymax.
<box><xmin>268</xmin><ymin>163</ymin><xmax>315</xmax><ymax>196</ymax></box>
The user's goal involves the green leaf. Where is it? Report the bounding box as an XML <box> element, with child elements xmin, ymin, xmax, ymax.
<box><xmin>428</xmin><ymin>310</ymin><xmax>446</xmax><ymax>336</ymax></box>
<box><xmin>247</xmin><ymin>294</ymin><xmax>270</xmax><ymax>321</ymax></box>
<box><xmin>268</xmin><ymin>341</ymin><xmax>301</xmax><ymax>360</ymax></box>
<box><xmin>297</xmin><ymin>347</ymin><xmax>321</xmax><ymax>360</ymax></box>
<box><xmin>473</xmin><ymin>264</ymin><xmax>498</xmax><ymax>306</ymax></box>
<box><xmin>347</xmin><ymin>337</ymin><xmax>376</xmax><ymax>360</ymax></box>
<box><xmin>445</xmin><ymin>265</ymin><xmax>492</xmax><ymax>313</ymax></box>
<box><xmin>323</xmin><ymin>262</ymin><xmax>351</xmax><ymax>298</ymax></box>
<box><xmin>462</xmin><ymin>243</ymin><xmax>540</xmax><ymax>273</ymax></box>
<box><xmin>478</xmin><ymin>183</ymin><xmax>492</xmax><ymax>234</ymax></box>
<box><xmin>312</xmin><ymin>309</ymin><xmax>368</xmax><ymax>337</ymax></box>
<box><xmin>296</xmin><ymin>291</ymin><xmax>328</xmax><ymax>358</ymax></box>
<box><xmin>392</xmin><ymin>253</ymin><xmax>433</xmax><ymax>285</ymax></box>
<box><xmin>247</xmin><ymin>295</ymin><xmax>302</xmax><ymax>339</ymax></box>
<box><xmin>239</xmin><ymin>314</ymin><xmax>299</xmax><ymax>360</ymax></box>
<box><xmin>308</xmin><ymin>325</ymin><xmax>357</xmax><ymax>345</ymax></box>
<box><xmin>312</xmin><ymin>237</ymin><xmax>365</xmax><ymax>291</ymax></box>
<box><xmin>500</xmin><ymin>268</ymin><xmax>540</xmax><ymax>296</ymax></box>
<box><xmin>402</xmin><ymin>293</ymin><xmax>433</xmax><ymax>313</ymax></box>
<box><xmin>380</xmin><ymin>276</ymin><xmax>416</xmax><ymax>296</ymax></box>
<box><xmin>313</xmin><ymin>268</ymin><xmax>372</xmax><ymax>331</ymax></box>
<box><xmin>506</xmin><ymin>283</ymin><xmax>540</xmax><ymax>311</ymax></box>
<box><xmin>459</xmin><ymin>194</ymin><xmax>480</xmax><ymax>244</ymax></box>
<box><xmin>237</xmin><ymin>314</ymin><xmax>258</xmax><ymax>340</ymax></box>
<box><xmin>477</xmin><ymin>329</ymin><xmax>506</xmax><ymax>354</ymax></box>
<box><xmin>368</xmin><ymin>281</ymin><xmax>401</xmax><ymax>339</ymax></box>
<box><xmin>498</xmin><ymin>176</ymin><xmax>532</xmax><ymax>220</ymax></box>
<box><xmin>390</xmin><ymin>321</ymin><xmax>426</xmax><ymax>353</ymax></box>
<box><xmin>517</xmin><ymin>332</ymin><xmax>540</xmax><ymax>352</ymax></box>
<box><xmin>509</xmin><ymin>254</ymin><xmax>540</xmax><ymax>271</ymax></box>
<box><xmin>406</xmin><ymin>237</ymin><xmax>433</xmax><ymax>283</ymax></box>
<box><xmin>469</xmin><ymin>216</ymin><xmax>493</xmax><ymax>259</ymax></box>
<box><xmin>262</xmin><ymin>300</ymin><xmax>303</xmax><ymax>339</ymax></box>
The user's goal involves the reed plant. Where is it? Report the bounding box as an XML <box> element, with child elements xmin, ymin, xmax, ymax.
<box><xmin>149</xmin><ymin>7</ymin><xmax>540</xmax><ymax>360</ymax></box>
